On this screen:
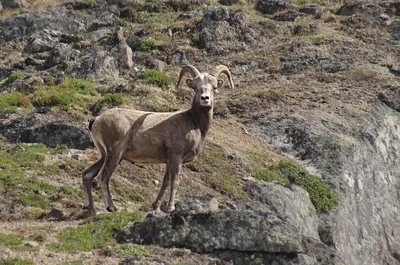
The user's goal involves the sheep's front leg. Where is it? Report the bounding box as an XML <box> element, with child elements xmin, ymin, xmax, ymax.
<box><xmin>152</xmin><ymin>164</ymin><xmax>170</xmax><ymax>211</ymax></box>
<box><xmin>82</xmin><ymin>156</ymin><xmax>105</xmax><ymax>215</ymax></box>
<box><xmin>98</xmin><ymin>152</ymin><xmax>121</xmax><ymax>212</ymax></box>
<box><xmin>167</xmin><ymin>156</ymin><xmax>182</xmax><ymax>212</ymax></box>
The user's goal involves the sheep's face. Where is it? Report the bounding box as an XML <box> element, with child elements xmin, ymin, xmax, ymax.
<box><xmin>186</xmin><ymin>73</ymin><xmax>224</xmax><ymax>108</ymax></box>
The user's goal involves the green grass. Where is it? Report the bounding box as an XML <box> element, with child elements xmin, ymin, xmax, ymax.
<box><xmin>136</xmin><ymin>39</ymin><xmax>159</xmax><ymax>52</ymax></box>
<box><xmin>252</xmin><ymin>167</ymin><xmax>289</xmax><ymax>184</ymax></box>
<box><xmin>0</xmin><ymin>143</ymin><xmax>69</xmax><ymax>211</ymax></box>
<box><xmin>31</xmin><ymin>78</ymin><xmax>99</xmax><ymax>110</ymax></box>
<box><xmin>0</xmin><ymin>258</ymin><xmax>35</xmax><ymax>265</ymax></box>
<box><xmin>0</xmin><ymin>233</ymin><xmax>39</xmax><ymax>252</ymax></box>
<box><xmin>0</xmin><ymin>92</ymin><xmax>32</xmax><ymax>111</ymax></box>
<box><xmin>140</xmin><ymin>69</ymin><xmax>171</xmax><ymax>89</ymax></box>
<box><xmin>188</xmin><ymin>146</ymin><xmax>247</xmax><ymax>199</ymax></box>
<box><xmin>48</xmin><ymin>212</ymin><xmax>146</xmax><ymax>252</ymax></box>
<box><xmin>7</xmin><ymin>70</ymin><xmax>23</xmax><ymax>82</ymax></box>
<box><xmin>252</xmin><ymin>161</ymin><xmax>338</xmax><ymax>212</ymax></box>
<box><xmin>101</xmin><ymin>93</ymin><xmax>125</xmax><ymax>107</ymax></box>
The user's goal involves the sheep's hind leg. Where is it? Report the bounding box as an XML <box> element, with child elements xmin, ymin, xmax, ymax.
<box><xmin>82</xmin><ymin>156</ymin><xmax>105</xmax><ymax>215</ymax></box>
<box><xmin>98</xmin><ymin>152</ymin><xmax>121</xmax><ymax>212</ymax></box>
<box><xmin>152</xmin><ymin>164</ymin><xmax>170</xmax><ymax>211</ymax></box>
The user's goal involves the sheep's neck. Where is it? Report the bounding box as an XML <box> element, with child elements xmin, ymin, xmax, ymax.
<box><xmin>188</xmin><ymin>103</ymin><xmax>213</xmax><ymax>137</ymax></box>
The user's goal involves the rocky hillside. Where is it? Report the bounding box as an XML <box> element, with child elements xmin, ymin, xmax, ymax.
<box><xmin>1</xmin><ymin>0</ymin><xmax>400</xmax><ymax>264</ymax></box>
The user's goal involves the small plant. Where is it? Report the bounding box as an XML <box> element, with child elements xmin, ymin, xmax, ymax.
<box><xmin>136</xmin><ymin>39</ymin><xmax>159</xmax><ymax>52</ymax></box>
<box><xmin>0</xmin><ymin>92</ymin><xmax>32</xmax><ymax>111</ymax></box>
<box><xmin>43</xmin><ymin>75</ymin><xmax>55</xmax><ymax>85</ymax></box>
<box><xmin>102</xmin><ymin>93</ymin><xmax>125</xmax><ymax>107</ymax></box>
<box><xmin>81</xmin><ymin>0</ymin><xmax>96</xmax><ymax>8</ymax></box>
<box><xmin>7</xmin><ymin>70</ymin><xmax>23</xmax><ymax>82</ymax></box>
<box><xmin>140</xmin><ymin>69</ymin><xmax>171</xmax><ymax>89</ymax></box>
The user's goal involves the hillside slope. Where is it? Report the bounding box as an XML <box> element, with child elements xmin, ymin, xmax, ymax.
<box><xmin>1</xmin><ymin>0</ymin><xmax>400</xmax><ymax>264</ymax></box>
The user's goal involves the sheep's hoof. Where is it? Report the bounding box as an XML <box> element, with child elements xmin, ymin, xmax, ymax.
<box><xmin>147</xmin><ymin>208</ymin><xmax>167</xmax><ymax>218</ymax></box>
<box><xmin>167</xmin><ymin>206</ymin><xmax>175</xmax><ymax>212</ymax></box>
<box><xmin>106</xmin><ymin>205</ymin><xmax>117</xmax><ymax>212</ymax></box>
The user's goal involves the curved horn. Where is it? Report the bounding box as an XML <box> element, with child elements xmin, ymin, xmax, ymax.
<box><xmin>176</xmin><ymin>65</ymin><xmax>201</xmax><ymax>88</ymax></box>
<box><xmin>213</xmin><ymin>65</ymin><xmax>234</xmax><ymax>89</ymax></box>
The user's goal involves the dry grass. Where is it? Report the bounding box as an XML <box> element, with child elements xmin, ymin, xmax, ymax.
<box><xmin>0</xmin><ymin>0</ymin><xmax>71</xmax><ymax>21</ymax></box>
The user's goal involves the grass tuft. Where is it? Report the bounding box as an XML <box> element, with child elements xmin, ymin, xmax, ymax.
<box><xmin>7</xmin><ymin>70</ymin><xmax>23</xmax><ymax>83</ymax></box>
<box><xmin>48</xmin><ymin>212</ymin><xmax>146</xmax><ymax>252</ymax></box>
<box><xmin>136</xmin><ymin>39</ymin><xmax>159</xmax><ymax>52</ymax></box>
<box><xmin>102</xmin><ymin>93</ymin><xmax>125</xmax><ymax>107</ymax></box>
<box><xmin>140</xmin><ymin>69</ymin><xmax>171</xmax><ymax>89</ymax></box>
<box><xmin>0</xmin><ymin>92</ymin><xmax>32</xmax><ymax>111</ymax></box>
<box><xmin>32</xmin><ymin>78</ymin><xmax>98</xmax><ymax>110</ymax></box>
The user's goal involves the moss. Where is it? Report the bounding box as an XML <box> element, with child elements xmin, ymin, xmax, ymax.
<box><xmin>0</xmin><ymin>92</ymin><xmax>32</xmax><ymax>111</ymax></box>
<box><xmin>48</xmin><ymin>211</ymin><xmax>146</xmax><ymax>252</ymax></box>
<box><xmin>0</xmin><ymin>258</ymin><xmax>35</xmax><ymax>265</ymax></box>
<box><xmin>32</xmin><ymin>78</ymin><xmax>99</xmax><ymax>110</ymax></box>
<box><xmin>101</xmin><ymin>93</ymin><xmax>125</xmax><ymax>107</ymax></box>
<box><xmin>81</xmin><ymin>0</ymin><xmax>96</xmax><ymax>8</ymax></box>
<box><xmin>136</xmin><ymin>39</ymin><xmax>159</xmax><ymax>52</ymax></box>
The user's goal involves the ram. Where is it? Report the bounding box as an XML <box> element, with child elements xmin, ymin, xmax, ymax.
<box><xmin>82</xmin><ymin>64</ymin><xmax>234</xmax><ymax>215</ymax></box>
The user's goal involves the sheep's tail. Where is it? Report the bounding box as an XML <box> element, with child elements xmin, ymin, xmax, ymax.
<box><xmin>88</xmin><ymin>117</ymin><xmax>96</xmax><ymax>131</ymax></box>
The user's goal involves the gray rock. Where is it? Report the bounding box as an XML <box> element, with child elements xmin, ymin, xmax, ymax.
<box><xmin>273</xmin><ymin>11</ymin><xmax>300</xmax><ymax>22</ymax></box>
<box><xmin>255</xmin><ymin>0</ymin><xmax>290</xmax><ymax>15</ymax></box>
<box><xmin>14</xmin><ymin>76</ymin><xmax>44</xmax><ymax>93</ymax></box>
<box><xmin>118</xmin><ymin>209</ymin><xmax>303</xmax><ymax>253</ymax></box>
<box><xmin>299</xmin><ymin>4</ymin><xmax>323</xmax><ymax>18</ymax></box>
<box><xmin>245</xmin><ymin>182</ymin><xmax>319</xmax><ymax>239</ymax></box>
<box><xmin>174</xmin><ymin>195</ymin><xmax>219</xmax><ymax>212</ymax></box>
<box><xmin>337</xmin><ymin>3</ymin><xmax>383</xmax><ymax>17</ymax></box>
<box><xmin>198</xmin><ymin>6</ymin><xmax>254</xmax><ymax>55</ymax></box>
<box><xmin>1</xmin><ymin>0</ymin><xmax>27</xmax><ymax>9</ymax></box>
<box><xmin>0</xmin><ymin>110</ymin><xmax>93</xmax><ymax>149</ymax></box>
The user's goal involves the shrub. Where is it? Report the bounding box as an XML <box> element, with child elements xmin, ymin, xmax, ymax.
<box><xmin>0</xmin><ymin>92</ymin><xmax>32</xmax><ymax>111</ymax></box>
<box><xmin>141</xmin><ymin>69</ymin><xmax>171</xmax><ymax>89</ymax></box>
<box><xmin>7</xmin><ymin>70</ymin><xmax>23</xmax><ymax>82</ymax></box>
<box><xmin>136</xmin><ymin>39</ymin><xmax>158</xmax><ymax>52</ymax></box>
<box><xmin>251</xmin><ymin>160</ymin><xmax>338</xmax><ymax>212</ymax></box>
<box><xmin>102</xmin><ymin>93</ymin><xmax>125</xmax><ymax>106</ymax></box>
<box><xmin>277</xmin><ymin>161</ymin><xmax>338</xmax><ymax>212</ymax></box>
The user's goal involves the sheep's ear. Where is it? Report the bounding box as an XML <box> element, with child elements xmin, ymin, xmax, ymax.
<box><xmin>186</xmin><ymin>79</ymin><xmax>194</xmax><ymax>89</ymax></box>
<box><xmin>217</xmin><ymin>79</ymin><xmax>224</xmax><ymax>89</ymax></box>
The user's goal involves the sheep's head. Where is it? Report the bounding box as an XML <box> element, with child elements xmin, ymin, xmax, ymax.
<box><xmin>176</xmin><ymin>65</ymin><xmax>234</xmax><ymax>108</ymax></box>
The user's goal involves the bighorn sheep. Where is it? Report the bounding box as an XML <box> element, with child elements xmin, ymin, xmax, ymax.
<box><xmin>82</xmin><ymin>64</ymin><xmax>234</xmax><ymax>215</ymax></box>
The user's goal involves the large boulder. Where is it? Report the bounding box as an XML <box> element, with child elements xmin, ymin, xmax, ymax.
<box><xmin>255</xmin><ymin>0</ymin><xmax>290</xmax><ymax>15</ymax></box>
<box><xmin>0</xmin><ymin>109</ymin><xmax>93</xmax><ymax>149</ymax></box>
<box><xmin>1</xmin><ymin>0</ymin><xmax>27</xmax><ymax>9</ymax></box>
<box><xmin>198</xmin><ymin>6</ymin><xmax>255</xmax><ymax>55</ymax></box>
